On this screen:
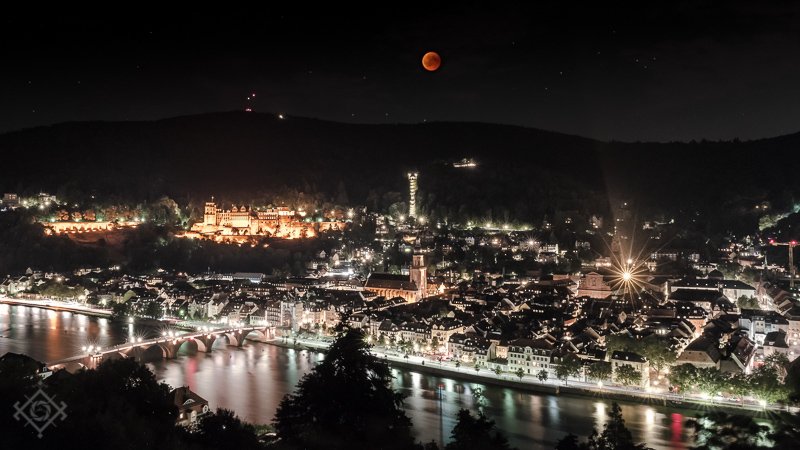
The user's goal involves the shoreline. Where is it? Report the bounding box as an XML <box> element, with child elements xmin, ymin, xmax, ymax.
<box><xmin>264</xmin><ymin>338</ymin><xmax>788</xmax><ymax>417</ymax></box>
<box><xmin>5</xmin><ymin>300</ymin><xmax>788</xmax><ymax>419</ymax></box>
<box><xmin>0</xmin><ymin>297</ymin><xmax>113</xmax><ymax>318</ymax></box>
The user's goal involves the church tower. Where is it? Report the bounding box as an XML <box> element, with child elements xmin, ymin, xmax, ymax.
<box><xmin>410</xmin><ymin>252</ymin><xmax>427</xmax><ymax>300</ymax></box>
<box><xmin>204</xmin><ymin>200</ymin><xmax>218</xmax><ymax>226</ymax></box>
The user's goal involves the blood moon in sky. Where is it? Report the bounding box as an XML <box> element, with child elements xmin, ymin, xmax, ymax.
<box><xmin>422</xmin><ymin>51</ymin><xmax>441</xmax><ymax>71</ymax></box>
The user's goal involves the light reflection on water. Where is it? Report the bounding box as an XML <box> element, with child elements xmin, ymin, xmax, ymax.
<box><xmin>1</xmin><ymin>304</ymin><xmax>691</xmax><ymax>449</ymax></box>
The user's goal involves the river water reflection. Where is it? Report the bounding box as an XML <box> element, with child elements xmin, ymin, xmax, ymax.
<box><xmin>0</xmin><ymin>305</ymin><xmax>691</xmax><ymax>449</ymax></box>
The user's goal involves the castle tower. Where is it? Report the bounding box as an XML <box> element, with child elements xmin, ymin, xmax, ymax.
<box><xmin>204</xmin><ymin>201</ymin><xmax>218</xmax><ymax>226</ymax></box>
<box><xmin>410</xmin><ymin>252</ymin><xmax>427</xmax><ymax>300</ymax></box>
<box><xmin>407</xmin><ymin>172</ymin><xmax>418</xmax><ymax>219</ymax></box>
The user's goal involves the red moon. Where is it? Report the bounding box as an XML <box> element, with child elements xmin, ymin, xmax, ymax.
<box><xmin>422</xmin><ymin>51</ymin><xmax>441</xmax><ymax>71</ymax></box>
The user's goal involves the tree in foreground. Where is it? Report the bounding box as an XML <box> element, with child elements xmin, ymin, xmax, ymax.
<box><xmin>686</xmin><ymin>409</ymin><xmax>800</xmax><ymax>450</ymax></box>
<box><xmin>555</xmin><ymin>402</ymin><xmax>652</xmax><ymax>450</ymax></box>
<box><xmin>0</xmin><ymin>356</ymin><xmax>266</xmax><ymax>449</ymax></box>
<box><xmin>445</xmin><ymin>409</ymin><xmax>516</xmax><ymax>450</ymax></box>
<box><xmin>686</xmin><ymin>411</ymin><xmax>772</xmax><ymax>450</ymax></box>
<box><xmin>193</xmin><ymin>408</ymin><xmax>262</xmax><ymax>450</ymax></box>
<box><xmin>272</xmin><ymin>328</ymin><xmax>417</xmax><ymax>450</ymax></box>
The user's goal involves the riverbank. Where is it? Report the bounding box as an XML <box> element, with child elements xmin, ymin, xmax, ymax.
<box><xmin>266</xmin><ymin>336</ymin><xmax>789</xmax><ymax>417</ymax></box>
<box><xmin>0</xmin><ymin>297</ymin><xmax>113</xmax><ymax>317</ymax></box>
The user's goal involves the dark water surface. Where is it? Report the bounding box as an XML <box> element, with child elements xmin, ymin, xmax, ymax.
<box><xmin>1</xmin><ymin>304</ymin><xmax>692</xmax><ymax>449</ymax></box>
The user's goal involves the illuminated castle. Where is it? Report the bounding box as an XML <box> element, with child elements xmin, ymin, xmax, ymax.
<box><xmin>190</xmin><ymin>201</ymin><xmax>344</xmax><ymax>240</ymax></box>
<box><xmin>202</xmin><ymin>202</ymin><xmax>295</xmax><ymax>230</ymax></box>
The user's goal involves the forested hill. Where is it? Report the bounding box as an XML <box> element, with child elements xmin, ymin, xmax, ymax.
<box><xmin>1</xmin><ymin>112</ymin><xmax>798</xmax><ymax>225</ymax></box>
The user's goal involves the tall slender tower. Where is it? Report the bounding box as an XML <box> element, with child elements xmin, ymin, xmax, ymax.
<box><xmin>407</xmin><ymin>172</ymin><xmax>418</xmax><ymax>219</ymax></box>
<box><xmin>410</xmin><ymin>252</ymin><xmax>427</xmax><ymax>300</ymax></box>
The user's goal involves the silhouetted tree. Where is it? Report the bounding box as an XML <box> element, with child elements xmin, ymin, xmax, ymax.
<box><xmin>445</xmin><ymin>409</ymin><xmax>515</xmax><ymax>450</ymax></box>
<box><xmin>192</xmin><ymin>408</ymin><xmax>262</xmax><ymax>450</ymax></box>
<box><xmin>555</xmin><ymin>402</ymin><xmax>651</xmax><ymax>450</ymax></box>
<box><xmin>273</xmin><ymin>328</ymin><xmax>417</xmax><ymax>450</ymax></box>
<box><xmin>686</xmin><ymin>411</ymin><xmax>771</xmax><ymax>450</ymax></box>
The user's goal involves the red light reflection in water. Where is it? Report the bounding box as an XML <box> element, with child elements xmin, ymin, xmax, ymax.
<box><xmin>185</xmin><ymin>355</ymin><xmax>197</xmax><ymax>389</ymax></box>
<box><xmin>671</xmin><ymin>413</ymin><xmax>684</xmax><ymax>447</ymax></box>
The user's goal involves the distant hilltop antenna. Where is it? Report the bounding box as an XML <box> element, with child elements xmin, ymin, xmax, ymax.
<box><xmin>244</xmin><ymin>92</ymin><xmax>256</xmax><ymax>112</ymax></box>
<box><xmin>407</xmin><ymin>172</ymin><xmax>419</xmax><ymax>219</ymax></box>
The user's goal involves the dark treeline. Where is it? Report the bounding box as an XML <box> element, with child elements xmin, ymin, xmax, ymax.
<box><xmin>0</xmin><ymin>211</ymin><xmax>108</xmax><ymax>273</ymax></box>
<box><xmin>0</xmin><ymin>210</ymin><xmax>340</xmax><ymax>275</ymax></box>
<box><xmin>1</xmin><ymin>113</ymin><xmax>798</xmax><ymax>234</ymax></box>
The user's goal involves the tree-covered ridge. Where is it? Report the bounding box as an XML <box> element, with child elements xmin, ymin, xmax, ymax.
<box><xmin>1</xmin><ymin>112</ymin><xmax>797</xmax><ymax>235</ymax></box>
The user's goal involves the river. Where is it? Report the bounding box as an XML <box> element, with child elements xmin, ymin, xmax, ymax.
<box><xmin>0</xmin><ymin>304</ymin><xmax>692</xmax><ymax>449</ymax></box>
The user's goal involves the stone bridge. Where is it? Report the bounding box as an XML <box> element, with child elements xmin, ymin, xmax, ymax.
<box><xmin>47</xmin><ymin>325</ymin><xmax>274</xmax><ymax>371</ymax></box>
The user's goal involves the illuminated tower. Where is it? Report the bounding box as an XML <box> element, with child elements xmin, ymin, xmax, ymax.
<box><xmin>410</xmin><ymin>252</ymin><xmax>427</xmax><ymax>300</ymax></box>
<box><xmin>407</xmin><ymin>172</ymin><xmax>418</xmax><ymax>219</ymax></box>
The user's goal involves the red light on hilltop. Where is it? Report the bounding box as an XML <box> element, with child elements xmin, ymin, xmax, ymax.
<box><xmin>792</xmin><ymin>241</ymin><xmax>798</xmax><ymax>246</ymax></box>
<box><xmin>769</xmin><ymin>239</ymin><xmax>776</xmax><ymax>245</ymax></box>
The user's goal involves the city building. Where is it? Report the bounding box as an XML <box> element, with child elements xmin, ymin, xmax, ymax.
<box><xmin>364</xmin><ymin>253</ymin><xmax>429</xmax><ymax>302</ymax></box>
<box><xmin>577</xmin><ymin>272</ymin><xmax>613</xmax><ymax>299</ymax></box>
<box><xmin>676</xmin><ymin>336</ymin><xmax>722</xmax><ymax>369</ymax></box>
<box><xmin>169</xmin><ymin>386</ymin><xmax>210</xmax><ymax>427</ymax></box>
<box><xmin>2</xmin><ymin>193</ymin><xmax>18</xmax><ymax>207</ymax></box>
<box><xmin>611</xmin><ymin>351</ymin><xmax>650</xmax><ymax>388</ymax></box>
<box><xmin>507</xmin><ymin>337</ymin><xmax>556</xmax><ymax>375</ymax></box>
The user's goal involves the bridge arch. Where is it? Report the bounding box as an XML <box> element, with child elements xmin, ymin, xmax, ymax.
<box><xmin>222</xmin><ymin>332</ymin><xmax>241</xmax><ymax>347</ymax></box>
<box><xmin>177</xmin><ymin>338</ymin><xmax>206</xmax><ymax>355</ymax></box>
<box><xmin>136</xmin><ymin>342</ymin><xmax>178</xmax><ymax>360</ymax></box>
<box><xmin>243</xmin><ymin>329</ymin><xmax>268</xmax><ymax>342</ymax></box>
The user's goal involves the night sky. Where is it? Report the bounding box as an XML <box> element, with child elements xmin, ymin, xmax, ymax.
<box><xmin>4</xmin><ymin>2</ymin><xmax>800</xmax><ymax>141</ymax></box>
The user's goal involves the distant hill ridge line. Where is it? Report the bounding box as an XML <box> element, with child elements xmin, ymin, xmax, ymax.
<box><xmin>0</xmin><ymin>111</ymin><xmax>797</xmax><ymax>224</ymax></box>
<box><xmin>9</xmin><ymin>110</ymin><xmax>793</xmax><ymax>145</ymax></box>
